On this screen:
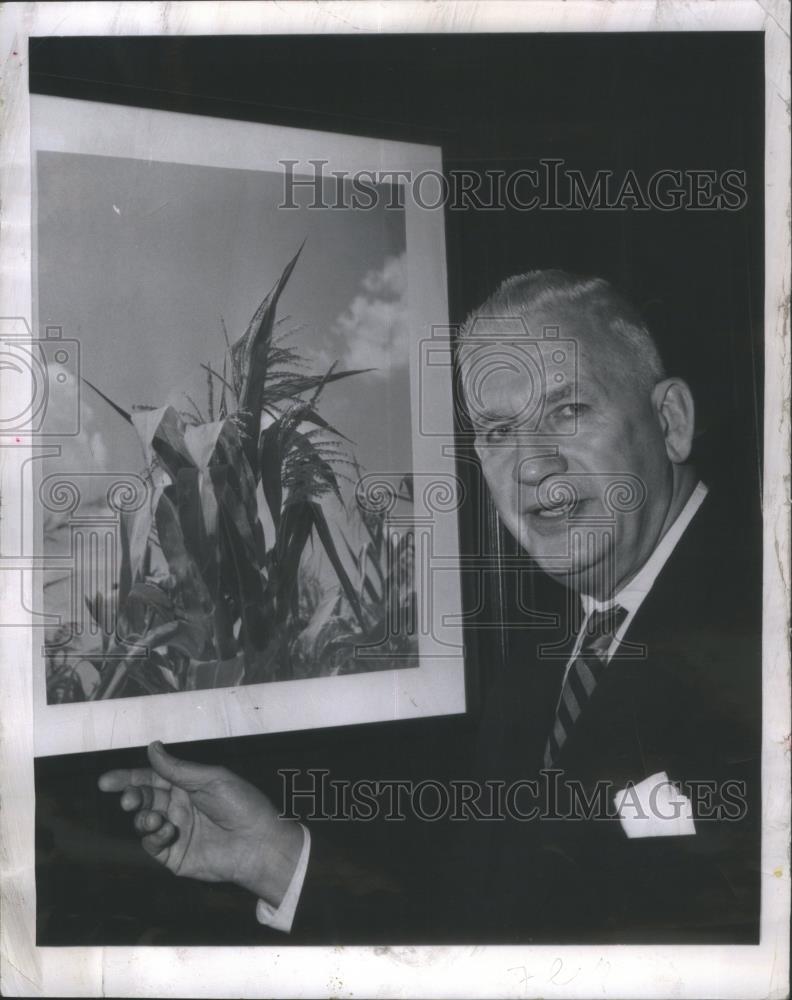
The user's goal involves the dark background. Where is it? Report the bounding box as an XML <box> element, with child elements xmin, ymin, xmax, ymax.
<box><xmin>32</xmin><ymin>32</ymin><xmax>764</xmax><ymax>945</ymax></box>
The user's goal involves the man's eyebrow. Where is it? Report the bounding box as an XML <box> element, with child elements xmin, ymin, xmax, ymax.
<box><xmin>544</xmin><ymin>381</ymin><xmax>577</xmax><ymax>407</ymax></box>
<box><xmin>470</xmin><ymin>405</ymin><xmax>513</xmax><ymax>426</ymax></box>
<box><xmin>472</xmin><ymin>382</ymin><xmax>577</xmax><ymax>425</ymax></box>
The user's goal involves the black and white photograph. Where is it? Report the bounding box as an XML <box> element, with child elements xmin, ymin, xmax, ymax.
<box><xmin>30</xmin><ymin>94</ymin><xmax>465</xmax><ymax>757</ymax></box>
<box><xmin>0</xmin><ymin>3</ymin><xmax>789</xmax><ymax>999</ymax></box>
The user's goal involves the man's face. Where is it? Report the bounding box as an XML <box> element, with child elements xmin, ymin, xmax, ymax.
<box><xmin>464</xmin><ymin>308</ymin><xmax>677</xmax><ymax>598</ymax></box>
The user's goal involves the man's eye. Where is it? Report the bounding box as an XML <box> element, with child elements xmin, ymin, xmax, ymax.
<box><xmin>485</xmin><ymin>424</ymin><xmax>513</xmax><ymax>443</ymax></box>
<box><xmin>553</xmin><ymin>403</ymin><xmax>586</xmax><ymax>420</ymax></box>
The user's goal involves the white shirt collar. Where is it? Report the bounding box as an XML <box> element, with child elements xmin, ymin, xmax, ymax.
<box><xmin>582</xmin><ymin>480</ymin><xmax>709</xmax><ymax>617</ymax></box>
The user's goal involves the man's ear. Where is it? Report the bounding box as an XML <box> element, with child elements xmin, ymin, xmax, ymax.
<box><xmin>651</xmin><ymin>378</ymin><xmax>695</xmax><ymax>464</ymax></box>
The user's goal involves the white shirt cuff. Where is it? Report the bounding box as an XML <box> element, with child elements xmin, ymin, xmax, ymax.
<box><xmin>255</xmin><ymin>824</ymin><xmax>311</xmax><ymax>933</ymax></box>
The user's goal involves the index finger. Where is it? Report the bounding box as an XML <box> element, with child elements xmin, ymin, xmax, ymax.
<box><xmin>98</xmin><ymin>767</ymin><xmax>157</xmax><ymax>792</ymax></box>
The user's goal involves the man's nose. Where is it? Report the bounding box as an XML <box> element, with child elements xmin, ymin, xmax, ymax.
<box><xmin>514</xmin><ymin>449</ymin><xmax>568</xmax><ymax>485</ymax></box>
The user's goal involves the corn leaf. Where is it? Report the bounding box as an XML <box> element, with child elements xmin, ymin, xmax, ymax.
<box><xmin>262</xmin><ymin>367</ymin><xmax>372</xmax><ymax>406</ymax></box>
<box><xmin>84</xmin><ymin>593</ymin><xmax>104</xmax><ymax>630</ymax></box>
<box><xmin>309</xmin><ymin>502</ymin><xmax>366</xmax><ymax>630</ymax></box>
<box><xmin>216</xmin><ymin>424</ymin><xmax>262</xmax><ymax>551</ymax></box>
<box><xmin>273</xmin><ymin>501</ymin><xmax>315</xmax><ymax>623</ymax></box>
<box><xmin>217</xmin><ymin>496</ymin><xmax>269</xmax><ymax>650</ymax></box>
<box><xmin>82</xmin><ymin>377</ymin><xmax>132</xmax><ymax>424</ymax></box>
<box><xmin>125</xmin><ymin>496</ymin><xmax>155</xmax><ymax>586</ymax></box>
<box><xmin>399</xmin><ymin>474</ymin><xmax>415</xmax><ymax>502</ymax></box>
<box><xmin>365</xmin><ymin>539</ymin><xmax>387</xmax><ymax>588</ymax></box>
<box><xmin>342</xmin><ymin>535</ymin><xmax>361</xmax><ymax>572</ymax></box>
<box><xmin>198</xmin><ymin>469</ymin><xmax>221</xmax><ymax>593</ymax></box>
<box><xmin>153</xmin><ymin>619</ymin><xmax>211</xmax><ymax>661</ymax></box>
<box><xmin>174</xmin><ymin>467</ymin><xmax>217</xmax><ymax>593</ymax></box>
<box><xmin>190</xmin><ymin>653</ymin><xmax>246</xmax><ymax>691</ymax></box>
<box><xmin>258</xmin><ymin>421</ymin><xmax>284</xmax><ymax>532</ymax></box>
<box><xmin>132</xmin><ymin>406</ymin><xmax>195</xmax><ymax>481</ymax></box>
<box><xmin>117</xmin><ymin>513</ymin><xmax>133</xmax><ymax>613</ymax></box>
<box><xmin>125</xmin><ymin>659</ymin><xmax>178</xmax><ymax>696</ymax></box>
<box><xmin>282</xmin><ymin>426</ymin><xmax>344</xmax><ymax>506</ymax></box>
<box><xmin>154</xmin><ymin>489</ymin><xmax>213</xmax><ymax>617</ymax></box>
<box><xmin>127</xmin><ymin>581</ymin><xmax>174</xmax><ymax>616</ymax></box>
<box><xmin>235</xmin><ymin>244</ymin><xmax>304</xmax><ymax>429</ymax></box>
<box><xmin>183</xmin><ymin>419</ymin><xmax>227</xmax><ymax>468</ymax></box>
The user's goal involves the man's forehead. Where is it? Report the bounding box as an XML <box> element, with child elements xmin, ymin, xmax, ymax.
<box><xmin>461</xmin><ymin>305</ymin><xmax>605</xmax><ymax>343</ymax></box>
<box><xmin>457</xmin><ymin>307</ymin><xmax>614</xmax><ymax>422</ymax></box>
<box><xmin>460</xmin><ymin>308</ymin><xmax>603</xmax><ymax>380</ymax></box>
<box><xmin>468</xmin><ymin>363</ymin><xmax>576</xmax><ymax>421</ymax></box>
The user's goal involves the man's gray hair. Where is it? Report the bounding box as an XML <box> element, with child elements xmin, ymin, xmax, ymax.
<box><xmin>460</xmin><ymin>270</ymin><xmax>666</xmax><ymax>393</ymax></box>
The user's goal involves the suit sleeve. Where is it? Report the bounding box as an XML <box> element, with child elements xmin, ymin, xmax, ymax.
<box><xmin>287</xmin><ymin>825</ymin><xmax>418</xmax><ymax>943</ymax></box>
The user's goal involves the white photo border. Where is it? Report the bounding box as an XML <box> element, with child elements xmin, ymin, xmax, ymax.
<box><xmin>28</xmin><ymin>94</ymin><xmax>466</xmax><ymax>757</ymax></box>
<box><xmin>0</xmin><ymin>3</ymin><xmax>789</xmax><ymax>999</ymax></box>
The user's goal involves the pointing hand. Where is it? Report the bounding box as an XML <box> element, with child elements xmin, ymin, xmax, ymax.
<box><xmin>98</xmin><ymin>741</ymin><xmax>303</xmax><ymax>908</ymax></box>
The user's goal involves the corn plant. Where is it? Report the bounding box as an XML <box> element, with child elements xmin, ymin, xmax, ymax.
<box><xmin>290</xmin><ymin>473</ymin><xmax>418</xmax><ymax>676</ymax></box>
<box><xmin>45</xmin><ymin>248</ymin><xmax>378</xmax><ymax>701</ymax></box>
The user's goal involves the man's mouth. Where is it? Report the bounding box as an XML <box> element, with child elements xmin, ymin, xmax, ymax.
<box><xmin>521</xmin><ymin>478</ymin><xmax>590</xmax><ymax>521</ymax></box>
<box><xmin>523</xmin><ymin>497</ymin><xmax>581</xmax><ymax>519</ymax></box>
<box><xmin>536</xmin><ymin>504</ymin><xmax>570</xmax><ymax>519</ymax></box>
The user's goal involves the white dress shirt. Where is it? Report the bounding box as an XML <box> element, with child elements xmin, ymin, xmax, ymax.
<box><xmin>260</xmin><ymin>480</ymin><xmax>709</xmax><ymax>932</ymax></box>
<box><xmin>566</xmin><ymin>480</ymin><xmax>709</xmax><ymax>676</ymax></box>
<box><xmin>255</xmin><ymin>823</ymin><xmax>311</xmax><ymax>932</ymax></box>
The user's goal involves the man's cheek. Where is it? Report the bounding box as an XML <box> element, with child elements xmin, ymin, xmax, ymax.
<box><xmin>496</xmin><ymin>479</ymin><xmax>522</xmax><ymax>520</ymax></box>
<box><xmin>479</xmin><ymin>453</ymin><xmax>511</xmax><ymax>495</ymax></box>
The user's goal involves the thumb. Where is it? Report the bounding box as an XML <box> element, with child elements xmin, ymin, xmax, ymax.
<box><xmin>147</xmin><ymin>741</ymin><xmax>215</xmax><ymax>791</ymax></box>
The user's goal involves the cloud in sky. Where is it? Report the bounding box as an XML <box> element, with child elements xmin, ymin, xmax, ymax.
<box><xmin>48</xmin><ymin>367</ymin><xmax>110</xmax><ymax>470</ymax></box>
<box><xmin>331</xmin><ymin>253</ymin><xmax>409</xmax><ymax>377</ymax></box>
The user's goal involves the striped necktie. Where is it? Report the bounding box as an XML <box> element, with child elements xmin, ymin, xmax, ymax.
<box><xmin>543</xmin><ymin>603</ymin><xmax>628</xmax><ymax>770</ymax></box>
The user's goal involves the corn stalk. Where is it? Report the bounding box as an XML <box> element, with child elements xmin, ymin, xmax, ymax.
<box><xmin>47</xmin><ymin>248</ymin><xmax>376</xmax><ymax>700</ymax></box>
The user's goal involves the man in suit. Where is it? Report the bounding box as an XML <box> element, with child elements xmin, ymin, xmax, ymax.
<box><xmin>98</xmin><ymin>271</ymin><xmax>761</xmax><ymax>942</ymax></box>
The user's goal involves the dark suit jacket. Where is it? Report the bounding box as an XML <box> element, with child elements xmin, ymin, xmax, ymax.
<box><xmin>288</xmin><ymin>486</ymin><xmax>762</xmax><ymax>944</ymax></box>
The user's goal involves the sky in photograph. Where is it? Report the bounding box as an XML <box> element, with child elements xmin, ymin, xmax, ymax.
<box><xmin>37</xmin><ymin>150</ymin><xmax>413</xmax><ymax>609</ymax></box>
<box><xmin>36</xmin><ymin>150</ymin><xmax>410</xmax><ymax>478</ymax></box>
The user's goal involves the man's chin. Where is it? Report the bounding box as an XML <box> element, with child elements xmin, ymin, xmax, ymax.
<box><xmin>517</xmin><ymin>519</ymin><xmax>581</xmax><ymax>564</ymax></box>
<box><xmin>509</xmin><ymin>516</ymin><xmax>618</xmax><ymax>592</ymax></box>
<box><xmin>535</xmin><ymin>562</ymin><xmax>587</xmax><ymax>593</ymax></box>
<box><xmin>515</xmin><ymin>516</ymin><xmax>573</xmax><ymax>556</ymax></box>
<box><xmin>528</xmin><ymin>543</ymin><xmax>615</xmax><ymax>597</ymax></box>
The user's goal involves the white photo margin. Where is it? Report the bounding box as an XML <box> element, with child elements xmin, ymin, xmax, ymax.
<box><xmin>0</xmin><ymin>3</ymin><xmax>788</xmax><ymax>999</ymax></box>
